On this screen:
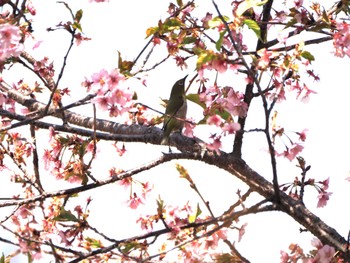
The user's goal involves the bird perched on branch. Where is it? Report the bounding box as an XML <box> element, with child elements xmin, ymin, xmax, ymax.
<box><xmin>161</xmin><ymin>75</ymin><xmax>188</xmax><ymax>145</ymax></box>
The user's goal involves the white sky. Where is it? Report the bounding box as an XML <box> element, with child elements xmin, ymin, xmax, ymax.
<box><xmin>1</xmin><ymin>0</ymin><xmax>350</xmax><ymax>262</ymax></box>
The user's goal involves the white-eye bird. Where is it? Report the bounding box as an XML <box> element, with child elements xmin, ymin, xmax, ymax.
<box><xmin>161</xmin><ymin>75</ymin><xmax>188</xmax><ymax>144</ymax></box>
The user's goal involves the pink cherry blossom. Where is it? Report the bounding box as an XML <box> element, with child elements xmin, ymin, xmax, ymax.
<box><xmin>0</xmin><ymin>24</ymin><xmax>24</xmax><ymax>61</ymax></box>
<box><xmin>238</xmin><ymin>222</ymin><xmax>247</xmax><ymax>242</ymax></box>
<box><xmin>277</xmin><ymin>30</ymin><xmax>289</xmax><ymax>45</ymax></box>
<box><xmin>183</xmin><ymin>118</ymin><xmax>195</xmax><ymax>138</ymax></box>
<box><xmin>127</xmin><ymin>193</ymin><xmax>144</xmax><ymax>209</ymax></box>
<box><xmin>222</xmin><ymin>122</ymin><xmax>241</xmax><ymax>134</ymax></box>
<box><xmin>136</xmin><ymin>215</ymin><xmax>154</xmax><ymax>232</ymax></box>
<box><xmin>280</xmin><ymin>250</ymin><xmax>289</xmax><ymax>263</ymax></box>
<box><xmin>333</xmin><ymin>22</ymin><xmax>350</xmax><ymax>58</ymax></box>
<box><xmin>207</xmin><ymin>114</ymin><xmax>223</xmax><ymax>126</ymax></box>
<box><xmin>256</xmin><ymin>48</ymin><xmax>276</xmax><ymax>70</ymax></box>
<box><xmin>278</xmin><ymin>143</ymin><xmax>304</xmax><ymax>161</ymax></box>
<box><xmin>317</xmin><ymin>191</ymin><xmax>332</xmax><ymax>208</ymax></box>
<box><xmin>319</xmin><ymin>178</ymin><xmax>330</xmax><ymax>191</ymax></box>
<box><xmin>26</xmin><ymin>0</ymin><xmax>36</xmax><ymax>15</ymax></box>
<box><xmin>220</xmin><ymin>88</ymin><xmax>248</xmax><ymax>118</ymax></box>
<box><xmin>313</xmin><ymin>245</ymin><xmax>335</xmax><ymax>262</ymax></box>
<box><xmin>206</xmin><ymin>136</ymin><xmax>222</xmax><ymax>154</ymax></box>
<box><xmin>298</xmin><ymin>129</ymin><xmax>308</xmax><ymax>142</ymax></box>
<box><xmin>86</xmin><ymin>68</ymin><xmax>134</xmax><ymax>116</ymax></box>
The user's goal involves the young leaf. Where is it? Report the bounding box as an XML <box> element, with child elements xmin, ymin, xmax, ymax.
<box><xmin>208</xmin><ymin>16</ymin><xmax>230</xmax><ymax>28</ymax></box>
<box><xmin>186</xmin><ymin>93</ymin><xmax>206</xmax><ymax>109</ymax></box>
<box><xmin>53</xmin><ymin>208</ymin><xmax>79</xmax><ymax>222</ymax></box>
<box><xmin>236</xmin><ymin>0</ymin><xmax>268</xmax><ymax>16</ymax></box>
<box><xmin>301</xmin><ymin>51</ymin><xmax>315</xmax><ymax>62</ymax></box>
<box><xmin>243</xmin><ymin>19</ymin><xmax>261</xmax><ymax>40</ymax></box>
<box><xmin>216</xmin><ymin>30</ymin><xmax>226</xmax><ymax>51</ymax></box>
<box><xmin>188</xmin><ymin>203</ymin><xmax>202</xmax><ymax>223</ymax></box>
<box><xmin>75</xmin><ymin>9</ymin><xmax>83</xmax><ymax>23</ymax></box>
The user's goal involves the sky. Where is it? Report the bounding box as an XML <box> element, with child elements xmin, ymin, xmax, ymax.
<box><xmin>1</xmin><ymin>0</ymin><xmax>350</xmax><ymax>262</ymax></box>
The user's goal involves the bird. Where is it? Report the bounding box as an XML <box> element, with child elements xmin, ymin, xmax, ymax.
<box><xmin>161</xmin><ymin>75</ymin><xmax>188</xmax><ymax>145</ymax></box>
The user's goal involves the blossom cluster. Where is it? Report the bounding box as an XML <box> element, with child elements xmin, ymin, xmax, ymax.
<box><xmin>0</xmin><ymin>24</ymin><xmax>24</xmax><ymax>61</ymax></box>
<box><xmin>333</xmin><ymin>22</ymin><xmax>350</xmax><ymax>58</ymax></box>
<box><xmin>199</xmin><ymin>85</ymin><xmax>247</xmax><ymax>152</ymax></box>
<box><xmin>280</xmin><ymin>238</ymin><xmax>336</xmax><ymax>263</ymax></box>
<box><xmin>82</xmin><ymin>69</ymin><xmax>134</xmax><ymax>118</ymax></box>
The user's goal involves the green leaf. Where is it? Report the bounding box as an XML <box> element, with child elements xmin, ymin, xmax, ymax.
<box><xmin>208</xmin><ymin>16</ymin><xmax>230</xmax><ymax>28</ymax></box>
<box><xmin>216</xmin><ymin>30</ymin><xmax>226</xmax><ymax>51</ymax></box>
<box><xmin>176</xmin><ymin>0</ymin><xmax>183</xmax><ymax>7</ymax></box>
<box><xmin>118</xmin><ymin>51</ymin><xmax>134</xmax><ymax>74</ymax></box>
<box><xmin>236</xmin><ymin>0</ymin><xmax>268</xmax><ymax>16</ymax></box>
<box><xmin>75</xmin><ymin>9</ymin><xmax>83</xmax><ymax>23</ymax></box>
<box><xmin>72</xmin><ymin>22</ymin><xmax>82</xmax><ymax>32</ymax></box>
<box><xmin>188</xmin><ymin>203</ymin><xmax>202</xmax><ymax>223</ymax></box>
<box><xmin>121</xmin><ymin>241</ymin><xmax>141</xmax><ymax>253</ymax></box>
<box><xmin>0</xmin><ymin>254</ymin><xmax>4</xmax><ymax>263</ymax></box>
<box><xmin>186</xmin><ymin>93</ymin><xmax>206</xmax><ymax>109</ymax></box>
<box><xmin>322</xmin><ymin>9</ymin><xmax>330</xmax><ymax>23</ymax></box>
<box><xmin>157</xmin><ymin>196</ymin><xmax>165</xmax><ymax>216</ymax></box>
<box><xmin>53</xmin><ymin>208</ymin><xmax>79</xmax><ymax>222</ymax></box>
<box><xmin>243</xmin><ymin>19</ymin><xmax>261</xmax><ymax>40</ymax></box>
<box><xmin>145</xmin><ymin>26</ymin><xmax>159</xmax><ymax>38</ymax></box>
<box><xmin>182</xmin><ymin>36</ymin><xmax>197</xmax><ymax>45</ymax></box>
<box><xmin>163</xmin><ymin>17</ymin><xmax>183</xmax><ymax>31</ymax></box>
<box><xmin>85</xmin><ymin>237</ymin><xmax>103</xmax><ymax>248</ymax></box>
<box><xmin>301</xmin><ymin>50</ymin><xmax>315</xmax><ymax>62</ymax></box>
<box><xmin>195</xmin><ymin>49</ymin><xmax>216</xmax><ymax>69</ymax></box>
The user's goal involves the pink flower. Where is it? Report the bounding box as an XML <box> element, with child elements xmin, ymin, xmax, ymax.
<box><xmin>281</xmin><ymin>143</ymin><xmax>304</xmax><ymax>161</ymax></box>
<box><xmin>317</xmin><ymin>191</ymin><xmax>332</xmax><ymax>208</ymax></box>
<box><xmin>294</xmin><ymin>0</ymin><xmax>303</xmax><ymax>8</ymax></box>
<box><xmin>256</xmin><ymin>48</ymin><xmax>275</xmax><ymax>70</ymax></box>
<box><xmin>117</xmin><ymin>177</ymin><xmax>133</xmax><ymax>188</ymax></box>
<box><xmin>207</xmin><ymin>114</ymin><xmax>223</xmax><ymax>126</ymax></box>
<box><xmin>127</xmin><ymin>193</ymin><xmax>144</xmax><ymax>209</ymax></box>
<box><xmin>222</xmin><ymin>122</ymin><xmax>241</xmax><ymax>134</ymax></box>
<box><xmin>86</xmin><ymin>68</ymin><xmax>133</xmax><ymax>116</ymax></box>
<box><xmin>205</xmin><ymin>228</ymin><xmax>227</xmax><ymax>250</ymax></box>
<box><xmin>333</xmin><ymin>22</ymin><xmax>350</xmax><ymax>58</ymax></box>
<box><xmin>92</xmin><ymin>96</ymin><xmax>109</xmax><ymax>111</ymax></box>
<box><xmin>108</xmin><ymin>68</ymin><xmax>125</xmax><ymax>89</ymax></box>
<box><xmin>297</xmin><ymin>129</ymin><xmax>308</xmax><ymax>141</ymax></box>
<box><xmin>319</xmin><ymin>178</ymin><xmax>330</xmax><ymax>191</ymax></box>
<box><xmin>311</xmin><ymin>238</ymin><xmax>323</xmax><ymax>249</ymax></box>
<box><xmin>136</xmin><ymin>215</ymin><xmax>154</xmax><ymax>232</ymax></box>
<box><xmin>26</xmin><ymin>0</ymin><xmax>36</xmax><ymax>15</ymax></box>
<box><xmin>280</xmin><ymin>250</ymin><xmax>289</xmax><ymax>263</ymax></box>
<box><xmin>201</xmin><ymin>12</ymin><xmax>212</xmax><ymax>28</ymax></box>
<box><xmin>211</xmin><ymin>59</ymin><xmax>227</xmax><ymax>73</ymax></box>
<box><xmin>296</xmin><ymin>84</ymin><xmax>317</xmax><ymax>103</ymax></box>
<box><xmin>217</xmin><ymin>88</ymin><xmax>248</xmax><ymax>118</ymax></box>
<box><xmin>206</xmin><ymin>137</ymin><xmax>222</xmax><ymax>154</ymax></box>
<box><xmin>311</xmin><ymin>239</ymin><xmax>335</xmax><ymax>262</ymax></box>
<box><xmin>277</xmin><ymin>30</ymin><xmax>289</xmax><ymax>45</ymax></box>
<box><xmin>91</xmin><ymin>69</ymin><xmax>109</xmax><ymax>90</ymax></box>
<box><xmin>141</xmin><ymin>182</ymin><xmax>153</xmax><ymax>199</ymax></box>
<box><xmin>0</xmin><ymin>24</ymin><xmax>24</xmax><ymax>61</ymax></box>
<box><xmin>183</xmin><ymin>119</ymin><xmax>195</xmax><ymax>138</ymax></box>
<box><xmin>238</xmin><ymin>222</ymin><xmax>248</xmax><ymax>242</ymax></box>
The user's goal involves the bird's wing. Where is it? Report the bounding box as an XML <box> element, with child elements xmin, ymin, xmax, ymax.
<box><xmin>162</xmin><ymin>96</ymin><xmax>185</xmax><ymax>130</ymax></box>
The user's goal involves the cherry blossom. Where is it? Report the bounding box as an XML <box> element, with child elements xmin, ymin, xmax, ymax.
<box><xmin>0</xmin><ymin>24</ymin><xmax>24</xmax><ymax>61</ymax></box>
<box><xmin>333</xmin><ymin>22</ymin><xmax>350</xmax><ymax>58</ymax></box>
